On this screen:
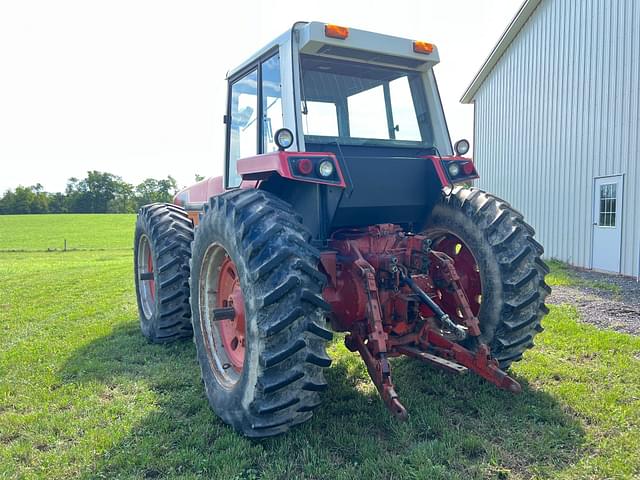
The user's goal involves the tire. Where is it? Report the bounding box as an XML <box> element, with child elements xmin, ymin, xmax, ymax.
<box><xmin>190</xmin><ymin>189</ymin><xmax>333</xmax><ymax>438</ymax></box>
<box><xmin>423</xmin><ymin>187</ymin><xmax>550</xmax><ymax>368</ymax></box>
<box><xmin>134</xmin><ymin>203</ymin><xmax>194</xmax><ymax>343</ymax></box>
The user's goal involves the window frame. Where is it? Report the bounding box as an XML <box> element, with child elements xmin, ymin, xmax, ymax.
<box><xmin>224</xmin><ymin>47</ymin><xmax>280</xmax><ymax>190</ymax></box>
<box><xmin>598</xmin><ymin>183</ymin><xmax>617</xmax><ymax>228</ymax></box>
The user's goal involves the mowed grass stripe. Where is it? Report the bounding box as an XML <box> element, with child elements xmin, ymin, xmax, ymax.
<box><xmin>0</xmin><ymin>214</ymin><xmax>639</xmax><ymax>479</ymax></box>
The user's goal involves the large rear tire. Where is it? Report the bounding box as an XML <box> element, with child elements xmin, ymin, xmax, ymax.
<box><xmin>423</xmin><ymin>187</ymin><xmax>550</xmax><ymax>368</ymax></box>
<box><xmin>190</xmin><ymin>189</ymin><xmax>332</xmax><ymax>437</ymax></box>
<box><xmin>134</xmin><ymin>203</ymin><xmax>194</xmax><ymax>343</ymax></box>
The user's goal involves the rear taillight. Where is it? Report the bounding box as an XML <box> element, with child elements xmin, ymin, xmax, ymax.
<box><xmin>443</xmin><ymin>160</ymin><xmax>477</xmax><ymax>182</ymax></box>
<box><xmin>296</xmin><ymin>158</ymin><xmax>313</xmax><ymax>175</ymax></box>
<box><xmin>288</xmin><ymin>156</ymin><xmax>340</xmax><ymax>183</ymax></box>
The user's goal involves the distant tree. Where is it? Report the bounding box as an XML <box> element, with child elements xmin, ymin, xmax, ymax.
<box><xmin>64</xmin><ymin>177</ymin><xmax>82</xmax><ymax>212</ymax></box>
<box><xmin>47</xmin><ymin>192</ymin><xmax>68</xmax><ymax>213</ymax></box>
<box><xmin>0</xmin><ymin>189</ymin><xmax>16</xmax><ymax>214</ymax></box>
<box><xmin>194</xmin><ymin>173</ymin><xmax>205</xmax><ymax>182</ymax></box>
<box><xmin>135</xmin><ymin>176</ymin><xmax>178</xmax><ymax>207</ymax></box>
<box><xmin>111</xmin><ymin>181</ymin><xmax>135</xmax><ymax>213</ymax></box>
<box><xmin>66</xmin><ymin>171</ymin><xmax>121</xmax><ymax>213</ymax></box>
<box><xmin>0</xmin><ymin>171</ymin><xmax>182</xmax><ymax>214</ymax></box>
<box><xmin>12</xmin><ymin>187</ymin><xmax>36</xmax><ymax>213</ymax></box>
<box><xmin>30</xmin><ymin>191</ymin><xmax>48</xmax><ymax>213</ymax></box>
<box><xmin>84</xmin><ymin>171</ymin><xmax>121</xmax><ymax>213</ymax></box>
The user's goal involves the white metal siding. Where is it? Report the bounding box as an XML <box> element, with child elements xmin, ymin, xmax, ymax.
<box><xmin>473</xmin><ymin>0</ymin><xmax>640</xmax><ymax>277</ymax></box>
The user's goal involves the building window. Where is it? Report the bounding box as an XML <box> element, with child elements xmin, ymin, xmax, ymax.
<box><xmin>599</xmin><ymin>183</ymin><xmax>617</xmax><ymax>227</ymax></box>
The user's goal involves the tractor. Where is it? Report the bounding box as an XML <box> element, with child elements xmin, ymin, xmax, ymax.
<box><xmin>133</xmin><ymin>22</ymin><xmax>550</xmax><ymax>438</ymax></box>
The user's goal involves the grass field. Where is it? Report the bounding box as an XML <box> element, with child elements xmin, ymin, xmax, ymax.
<box><xmin>0</xmin><ymin>214</ymin><xmax>135</xmax><ymax>251</ymax></box>
<box><xmin>1</xmin><ymin>214</ymin><xmax>639</xmax><ymax>479</ymax></box>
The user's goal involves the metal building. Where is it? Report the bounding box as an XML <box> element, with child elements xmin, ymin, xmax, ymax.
<box><xmin>461</xmin><ymin>0</ymin><xmax>640</xmax><ymax>277</ymax></box>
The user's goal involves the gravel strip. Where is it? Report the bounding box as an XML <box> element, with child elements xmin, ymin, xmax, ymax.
<box><xmin>546</xmin><ymin>266</ymin><xmax>640</xmax><ymax>336</ymax></box>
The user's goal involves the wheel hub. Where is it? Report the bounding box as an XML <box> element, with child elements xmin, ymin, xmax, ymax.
<box><xmin>199</xmin><ymin>245</ymin><xmax>248</xmax><ymax>389</ymax></box>
<box><xmin>147</xmin><ymin>249</ymin><xmax>155</xmax><ymax>300</ymax></box>
<box><xmin>217</xmin><ymin>257</ymin><xmax>246</xmax><ymax>371</ymax></box>
<box><xmin>137</xmin><ymin>234</ymin><xmax>156</xmax><ymax>319</ymax></box>
<box><xmin>428</xmin><ymin>233</ymin><xmax>482</xmax><ymax>316</ymax></box>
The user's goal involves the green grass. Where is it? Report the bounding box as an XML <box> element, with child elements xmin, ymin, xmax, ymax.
<box><xmin>546</xmin><ymin>259</ymin><xmax>622</xmax><ymax>294</ymax></box>
<box><xmin>0</xmin><ymin>214</ymin><xmax>135</xmax><ymax>251</ymax></box>
<box><xmin>1</xmin><ymin>215</ymin><xmax>639</xmax><ymax>479</ymax></box>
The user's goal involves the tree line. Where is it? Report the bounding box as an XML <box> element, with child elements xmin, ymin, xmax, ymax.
<box><xmin>0</xmin><ymin>171</ymin><xmax>195</xmax><ymax>214</ymax></box>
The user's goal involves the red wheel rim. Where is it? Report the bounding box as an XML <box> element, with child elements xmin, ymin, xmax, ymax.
<box><xmin>147</xmin><ymin>249</ymin><xmax>155</xmax><ymax>300</ymax></box>
<box><xmin>216</xmin><ymin>257</ymin><xmax>246</xmax><ymax>371</ymax></box>
<box><xmin>428</xmin><ymin>232</ymin><xmax>482</xmax><ymax>317</ymax></box>
<box><xmin>198</xmin><ymin>244</ymin><xmax>247</xmax><ymax>388</ymax></box>
<box><xmin>137</xmin><ymin>234</ymin><xmax>156</xmax><ymax>319</ymax></box>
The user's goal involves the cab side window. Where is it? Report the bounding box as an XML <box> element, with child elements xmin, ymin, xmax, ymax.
<box><xmin>261</xmin><ymin>54</ymin><xmax>283</xmax><ymax>153</ymax></box>
<box><xmin>228</xmin><ymin>70</ymin><xmax>258</xmax><ymax>188</ymax></box>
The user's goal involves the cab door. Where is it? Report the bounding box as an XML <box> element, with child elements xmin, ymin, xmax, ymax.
<box><xmin>225</xmin><ymin>51</ymin><xmax>284</xmax><ymax>189</ymax></box>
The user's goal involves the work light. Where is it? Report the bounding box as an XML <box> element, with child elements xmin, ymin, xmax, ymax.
<box><xmin>454</xmin><ymin>139</ymin><xmax>470</xmax><ymax>156</ymax></box>
<box><xmin>274</xmin><ymin>128</ymin><xmax>294</xmax><ymax>151</ymax></box>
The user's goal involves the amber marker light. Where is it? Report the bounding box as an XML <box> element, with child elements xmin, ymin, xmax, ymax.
<box><xmin>325</xmin><ymin>24</ymin><xmax>349</xmax><ymax>39</ymax></box>
<box><xmin>413</xmin><ymin>41</ymin><xmax>435</xmax><ymax>54</ymax></box>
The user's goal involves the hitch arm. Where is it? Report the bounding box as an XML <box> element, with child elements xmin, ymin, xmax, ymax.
<box><xmin>348</xmin><ymin>245</ymin><xmax>408</xmax><ymax>420</ymax></box>
<box><xmin>420</xmin><ymin>328</ymin><xmax>522</xmax><ymax>393</ymax></box>
<box><xmin>347</xmin><ymin>333</ymin><xmax>408</xmax><ymax>420</ymax></box>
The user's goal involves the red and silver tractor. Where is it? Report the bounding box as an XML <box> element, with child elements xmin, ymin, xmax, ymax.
<box><xmin>134</xmin><ymin>22</ymin><xmax>550</xmax><ymax>437</ymax></box>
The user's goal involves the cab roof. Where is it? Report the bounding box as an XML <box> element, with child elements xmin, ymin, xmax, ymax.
<box><xmin>226</xmin><ymin>21</ymin><xmax>439</xmax><ymax>80</ymax></box>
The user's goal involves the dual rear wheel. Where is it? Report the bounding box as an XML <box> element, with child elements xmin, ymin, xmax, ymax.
<box><xmin>134</xmin><ymin>191</ymin><xmax>332</xmax><ymax>437</ymax></box>
<box><xmin>134</xmin><ymin>203</ymin><xmax>193</xmax><ymax>342</ymax></box>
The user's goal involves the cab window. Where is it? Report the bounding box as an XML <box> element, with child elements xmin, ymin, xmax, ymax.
<box><xmin>300</xmin><ymin>55</ymin><xmax>433</xmax><ymax>147</ymax></box>
<box><xmin>227</xmin><ymin>53</ymin><xmax>282</xmax><ymax>188</ymax></box>
<box><xmin>261</xmin><ymin>54</ymin><xmax>283</xmax><ymax>153</ymax></box>
<box><xmin>228</xmin><ymin>69</ymin><xmax>258</xmax><ymax>188</ymax></box>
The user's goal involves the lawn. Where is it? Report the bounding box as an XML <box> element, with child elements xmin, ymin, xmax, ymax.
<box><xmin>545</xmin><ymin>259</ymin><xmax>622</xmax><ymax>294</ymax></box>
<box><xmin>0</xmin><ymin>214</ymin><xmax>639</xmax><ymax>479</ymax></box>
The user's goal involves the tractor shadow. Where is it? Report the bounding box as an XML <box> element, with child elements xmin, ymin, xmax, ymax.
<box><xmin>59</xmin><ymin>325</ymin><xmax>586</xmax><ymax>479</ymax></box>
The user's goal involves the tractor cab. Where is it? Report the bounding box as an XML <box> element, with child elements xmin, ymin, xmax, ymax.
<box><xmin>176</xmin><ymin>22</ymin><xmax>477</xmax><ymax>237</ymax></box>
<box><xmin>224</xmin><ymin>22</ymin><xmax>451</xmax><ymax>185</ymax></box>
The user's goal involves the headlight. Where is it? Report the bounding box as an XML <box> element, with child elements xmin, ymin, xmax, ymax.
<box><xmin>448</xmin><ymin>162</ymin><xmax>461</xmax><ymax>177</ymax></box>
<box><xmin>318</xmin><ymin>160</ymin><xmax>335</xmax><ymax>178</ymax></box>
<box><xmin>274</xmin><ymin>128</ymin><xmax>294</xmax><ymax>150</ymax></box>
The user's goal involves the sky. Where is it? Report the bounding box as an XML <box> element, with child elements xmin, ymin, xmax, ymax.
<box><xmin>0</xmin><ymin>0</ymin><xmax>522</xmax><ymax>193</ymax></box>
